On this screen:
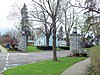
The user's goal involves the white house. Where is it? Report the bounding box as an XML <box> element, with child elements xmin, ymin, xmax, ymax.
<box><xmin>34</xmin><ymin>32</ymin><xmax>66</xmax><ymax>47</ymax></box>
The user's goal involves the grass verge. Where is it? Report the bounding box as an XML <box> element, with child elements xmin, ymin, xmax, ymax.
<box><xmin>3</xmin><ymin>57</ymin><xmax>86</xmax><ymax>75</ymax></box>
<box><xmin>26</xmin><ymin>46</ymin><xmax>43</xmax><ymax>52</ymax></box>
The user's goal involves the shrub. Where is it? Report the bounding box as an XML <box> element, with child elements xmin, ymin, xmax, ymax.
<box><xmin>59</xmin><ymin>46</ymin><xmax>70</xmax><ymax>50</ymax></box>
<box><xmin>37</xmin><ymin>46</ymin><xmax>52</xmax><ymax>50</ymax></box>
<box><xmin>86</xmin><ymin>64</ymin><xmax>96</xmax><ymax>75</ymax></box>
<box><xmin>70</xmin><ymin>53</ymin><xmax>88</xmax><ymax>57</ymax></box>
<box><xmin>1</xmin><ymin>44</ymin><xmax>6</xmax><ymax>48</ymax></box>
<box><xmin>89</xmin><ymin>46</ymin><xmax>100</xmax><ymax>75</ymax></box>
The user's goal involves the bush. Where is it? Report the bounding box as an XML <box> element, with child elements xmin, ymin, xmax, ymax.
<box><xmin>86</xmin><ymin>64</ymin><xmax>96</xmax><ymax>75</ymax></box>
<box><xmin>70</xmin><ymin>53</ymin><xmax>88</xmax><ymax>57</ymax></box>
<box><xmin>1</xmin><ymin>44</ymin><xmax>6</xmax><ymax>48</ymax></box>
<box><xmin>37</xmin><ymin>46</ymin><xmax>52</xmax><ymax>50</ymax></box>
<box><xmin>59</xmin><ymin>46</ymin><xmax>70</xmax><ymax>50</ymax></box>
<box><xmin>89</xmin><ymin>46</ymin><xmax>100</xmax><ymax>74</ymax></box>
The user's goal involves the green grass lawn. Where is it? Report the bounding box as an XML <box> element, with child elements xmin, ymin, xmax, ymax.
<box><xmin>84</xmin><ymin>48</ymin><xmax>91</xmax><ymax>51</ymax></box>
<box><xmin>3</xmin><ymin>57</ymin><xmax>86</xmax><ymax>75</ymax></box>
<box><xmin>27</xmin><ymin>46</ymin><xmax>63</xmax><ymax>52</ymax></box>
<box><xmin>6</xmin><ymin>46</ymin><xmax>63</xmax><ymax>52</ymax></box>
<box><xmin>26</xmin><ymin>46</ymin><xmax>43</xmax><ymax>52</ymax></box>
<box><xmin>83</xmin><ymin>46</ymin><xmax>96</xmax><ymax>52</ymax></box>
<box><xmin>56</xmin><ymin>48</ymin><xmax>62</xmax><ymax>51</ymax></box>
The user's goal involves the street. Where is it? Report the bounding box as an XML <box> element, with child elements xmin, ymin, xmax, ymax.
<box><xmin>0</xmin><ymin>50</ymin><xmax>71</xmax><ymax>74</ymax></box>
<box><xmin>0</xmin><ymin>53</ymin><xmax>7</xmax><ymax>74</ymax></box>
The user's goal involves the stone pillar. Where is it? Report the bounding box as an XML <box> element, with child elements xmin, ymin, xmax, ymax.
<box><xmin>18</xmin><ymin>4</ymin><xmax>29</xmax><ymax>51</ymax></box>
<box><xmin>18</xmin><ymin>35</ymin><xmax>27</xmax><ymax>51</ymax></box>
<box><xmin>70</xmin><ymin>33</ymin><xmax>82</xmax><ymax>54</ymax></box>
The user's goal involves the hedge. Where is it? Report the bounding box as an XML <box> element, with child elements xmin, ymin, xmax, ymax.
<box><xmin>89</xmin><ymin>46</ymin><xmax>100</xmax><ymax>75</ymax></box>
<box><xmin>37</xmin><ymin>46</ymin><xmax>52</xmax><ymax>50</ymax></box>
<box><xmin>59</xmin><ymin>46</ymin><xmax>70</xmax><ymax>50</ymax></box>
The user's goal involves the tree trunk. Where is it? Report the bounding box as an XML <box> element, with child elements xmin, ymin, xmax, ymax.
<box><xmin>66</xmin><ymin>34</ymin><xmax>70</xmax><ymax>46</ymax></box>
<box><xmin>46</xmin><ymin>36</ymin><xmax>49</xmax><ymax>46</ymax></box>
<box><xmin>64</xmin><ymin>11</ymin><xmax>69</xmax><ymax>46</ymax></box>
<box><xmin>52</xmin><ymin>21</ymin><xmax>57</xmax><ymax>61</ymax></box>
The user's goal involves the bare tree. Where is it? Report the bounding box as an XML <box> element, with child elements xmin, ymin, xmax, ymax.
<box><xmin>62</xmin><ymin>3</ymin><xmax>82</xmax><ymax>46</ymax></box>
<box><xmin>84</xmin><ymin>0</ymin><xmax>100</xmax><ymax>45</ymax></box>
<box><xmin>29</xmin><ymin>6</ymin><xmax>53</xmax><ymax>46</ymax></box>
<box><xmin>7</xmin><ymin>1</ymin><xmax>21</xmax><ymax>21</ymax></box>
<box><xmin>68</xmin><ymin>0</ymin><xmax>100</xmax><ymax>45</ymax></box>
<box><xmin>63</xmin><ymin>8</ymin><xmax>75</xmax><ymax>46</ymax></box>
<box><xmin>32</xmin><ymin>0</ymin><xmax>61</xmax><ymax>61</ymax></box>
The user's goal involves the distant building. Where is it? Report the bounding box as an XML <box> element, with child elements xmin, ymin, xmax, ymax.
<box><xmin>34</xmin><ymin>32</ymin><xmax>67</xmax><ymax>47</ymax></box>
<box><xmin>28</xmin><ymin>40</ymin><xmax>34</xmax><ymax>46</ymax></box>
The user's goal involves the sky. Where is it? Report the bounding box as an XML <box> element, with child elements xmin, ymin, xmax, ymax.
<box><xmin>0</xmin><ymin>0</ymin><xmax>32</xmax><ymax>34</ymax></box>
<box><xmin>0</xmin><ymin>0</ymin><xmax>86</xmax><ymax>35</ymax></box>
<box><xmin>0</xmin><ymin>0</ymin><xmax>13</xmax><ymax>34</ymax></box>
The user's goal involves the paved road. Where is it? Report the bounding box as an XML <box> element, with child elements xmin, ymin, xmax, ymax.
<box><xmin>0</xmin><ymin>53</ymin><xmax>7</xmax><ymax>74</ymax></box>
<box><xmin>0</xmin><ymin>50</ymin><xmax>71</xmax><ymax>74</ymax></box>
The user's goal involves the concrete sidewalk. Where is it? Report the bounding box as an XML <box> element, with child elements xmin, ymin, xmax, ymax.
<box><xmin>0</xmin><ymin>45</ymin><xmax>8</xmax><ymax>52</ymax></box>
<box><xmin>61</xmin><ymin>58</ymin><xmax>90</xmax><ymax>75</ymax></box>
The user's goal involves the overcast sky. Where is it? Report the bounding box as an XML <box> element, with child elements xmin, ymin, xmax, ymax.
<box><xmin>0</xmin><ymin>0</ymin><xmax>12</xmax><ymax>34</ymax></box>
<box><xmin>0</xmin><ymin>0</ymin><xmax>86</xmax><ymax>34</ymax></box>
<box><xmin>0</xmin><ymin>0</ymin><xmax>32</xmax><ymax>34</ymax></box>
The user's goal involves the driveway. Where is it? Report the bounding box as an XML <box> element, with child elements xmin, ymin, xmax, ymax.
<box><xmin>0</xmin><ymin>50</ymin><xmax>71</xmax><ymax>74</ymax></box>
